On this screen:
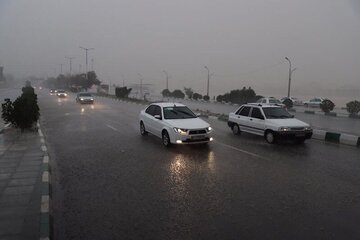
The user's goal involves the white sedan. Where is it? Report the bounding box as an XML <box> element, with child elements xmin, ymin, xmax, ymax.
<box><xmin>139</xmin><ymin>102</ymin><xmax>213</xmax><ymax>146</ymax></box>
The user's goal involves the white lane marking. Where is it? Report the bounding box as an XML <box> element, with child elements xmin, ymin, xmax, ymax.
<box><xmin>106</xmin><ymin>124</ymin><xmax>118</xmax><ymax>131</ymax></box>
<box><xmin>215</xmin><ymin>140</ymin><xmax>268</xmax><ymax>160</ymax></box>
<box><xmin>41</xmin><ymin>145</ymin><xmax>47</xmax><ymax>152</ymax></box>
<box><xmin>43</xmin><ymin>155</ymin><xmax>49</xmax><ymax>163</ymax></box>
<box><xmin>42</xmin><ymin>171</ymin><xmax>49</xmax><ymax>182</ymax></box>
<box><xmin>41</xmin><ymin>195</ymin><xmax>49</xmax><ymax>213</ymax></box>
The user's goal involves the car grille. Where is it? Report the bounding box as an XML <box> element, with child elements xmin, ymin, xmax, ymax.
<box><xmin>290</xmin><ymin>127</ymin><xmax>304</xmax><ymax>131</ymax></box>
<box><xmin>189</xmin><ymin>129</ymin><xmax>207</xmax><ymax>135</ymax></box>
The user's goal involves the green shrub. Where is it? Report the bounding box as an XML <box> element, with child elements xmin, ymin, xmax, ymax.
<box><xmin>1</xmin><ymin>86</ymin><xmax>40</xmax><ymax>130</ymax></box>
<box><xmin>320</xmin><ymin>99</ymin><xmax>335</xmax><ymax>113</ymax></box>
<box><xmin>346</xmin><ymin>100</ymin><xmax>360</xmax><ymax>116</ymax></box>
<box><xmin>282</xmin><ymin>98</ymin><xmax>293</xmax><ymax>109</ymax></box>
<box><xmin>203</xmin><ymin>95</ymin><xmax>210</xmax><ymax>101</ymax></box>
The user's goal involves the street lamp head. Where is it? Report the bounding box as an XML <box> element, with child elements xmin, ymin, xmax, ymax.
<box><xmin>285</xmin><ymin>57</ymin><xmax>289</xmax><ymax>61</ymax></box>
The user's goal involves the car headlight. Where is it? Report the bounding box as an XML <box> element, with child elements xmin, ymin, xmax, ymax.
<box><xmin>173</xmin><ymin>128</ymin><xmax>188</xmax><ymax>135</ymax></box>
<box><xmin>304</xmin><ymin>126</ymin><xmax>312</xmax><ymax>131</ymax></box>
<box><xmin>279</xmin><ymin>127</ymin><xmax>291</xmax><ymax>131</ymax></box>
<box><xmin>80</xmin><ymin>98</ymin><xmax>84</xmax><ymax>101</ymax></box>
<box><xmin>90</xmin><ymin>98</ymin><xmax>94</xmax><ymax>101</ymax></box>
<box><xmin>207</xmin><ymin>126</ymin><xmax>212</xmax><ymax>132</ymax></box>
<box><xmin>64</xmin><ymin>93</ymin><xmax>67</xmax><ymax>96</ymax></box>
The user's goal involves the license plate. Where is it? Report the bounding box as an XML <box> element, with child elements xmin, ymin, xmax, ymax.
<box><xmin>295</xmin><ymin>133</ymin><xmax>305</xmax><ymax>137</ymax></box>
<box><xmin>191</xmin><ymin>135</ymin><xmax>206</xmax><ymax>140</ymax></box>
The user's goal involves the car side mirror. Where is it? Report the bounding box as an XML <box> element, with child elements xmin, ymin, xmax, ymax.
<box><xmin>291</xmin><ymin>115</ymin><xmax>294</xmax><ymax>118</ymax></box>
<box><xmin>154</xmin><ymin>115</ymin><xmax>162</xmax><ymax>120</ymax></box>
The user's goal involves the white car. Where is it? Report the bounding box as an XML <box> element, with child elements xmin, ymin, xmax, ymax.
<box><xmin>228</xmin><ymin>103</ymin><xmax>312</xmax><ymax>144</ymax></box>
<box><xmin>303</xmin><ymin>97</ymin><xmax>325</xmax><ymax>107</ymax></box>
<box><xmin>76</xmin><ymin>92</ymin><xmax>94</xmax><ymax>104</ymax></box>
<box><xmin>139</xmin><ymin>102</ymin><xmax>213</xmax><ymax>146</ymax></box>
<box><xmin>56</xmin><ymin>90</ymin><xmax>67</xmax><ymax>98</ymax></box>
<box><xmin>256</xmin><ymin>97</ymin><xmax>285</xmax><ymax>108</ymax></box>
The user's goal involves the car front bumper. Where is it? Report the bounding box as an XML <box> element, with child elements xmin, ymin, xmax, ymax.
<box><xmin>275</xmin><ymin>130</ymin><xmax>313</xmax><ymax>140</ymax></box>
<box><xmin>170</xmin><ymin>132</ymin><xmax>213</xmax><ymax>144</ymax></box>
<box><xmin>79</xmin><ymin>99</ymin><xmax>94</xmax><ymax>104</ymax></box>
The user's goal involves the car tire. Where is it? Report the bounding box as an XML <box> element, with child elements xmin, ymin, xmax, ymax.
<box><xmin>232</xmin><ymin>124</ymin><xmax>241</xmax><ymax>135</ymax></box>
<box><xmin>140</xmin><ymin>121</ymin><xmax>148</xmax><ymax>136</ymax></box>
<box><xmin>162</xmin><ymin>130</ymin><xmax>171</xmax><ymax>147</ymax></box>
<box><xmin>265</xmin><ymin>131</ymin><xmax>276</xmax><ymax>144</ymax></box>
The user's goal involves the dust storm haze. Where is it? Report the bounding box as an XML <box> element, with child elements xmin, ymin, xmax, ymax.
<box><xmin>1</xmin><ymin>0</ymin><xmax>360</xmax><ymax>102</ymax></box>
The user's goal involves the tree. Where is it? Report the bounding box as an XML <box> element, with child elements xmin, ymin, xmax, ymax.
<box><xmin>184</xmin><ymin>87</ymin><xmax>194</xmax><ymax>99</ymax></box>
<box><xmin>192</xmin><ymin>93</ymin><xmax>202</xmax><ymax>100</ymax></box>
<box><xmin>216</xmin><ymin>87</ymin><xmax>257</xmax><ymax>104</ymax></box>
<box><xmin>203</xmin><ymin>95</ymin><xmax>210</xmax><ymax>101</ymax></box>
<box><xmin>115</xmin><ymin>87</ymin><xmax>132</xmax><ymax>98</ymax></box>
<box><xmin>346</xmin><ymin>100</ymin><xmax>360</xmax><ymax>116</ymax></box>
<box><xmin>320</xmin><ymin>99</ymin><xmax>335</xmax><ymax>113</ymax></box>
<box><xmin>172</xmin><ymin>89</ymin><xmax>185</xmax><ymax>99</ymax></box>
<box><xmin>162</xmin><ymin>89</ymin><xmax>171</xmax><ymax>97</ymax></box>
<box><xmin>1</xmin><ymin>85</ymin><xmax>40</xmax><ymax>131</ymax></box>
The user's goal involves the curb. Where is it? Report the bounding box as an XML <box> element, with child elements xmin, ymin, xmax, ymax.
<box><xmin>38</xmin><ymin>122</ymin><xmax>52</xmax><ymax>240</ymax></box>
<box><xmin>312</xmin><ymin>129</ymin><xmax>360</xmax><ymax>147</ymax></box>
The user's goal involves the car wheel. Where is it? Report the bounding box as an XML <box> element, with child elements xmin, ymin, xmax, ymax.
<box><xmin>265</xmin><ymin>131</ymin><xmax>276</xmax><ymax>144</ymax></box>
<box><xmin>232</xmin><ymin>124</ymin><xmax>240</xmax><ymax>135</ymax></box>
<box><xmin>162</xmin><ymin>131</ymin><xmax>171</xmax><ymax>147</ymax></box>
<box><xmin>140</xmin><ymin>122</ymin><xmax>148</xmax><ymax>136</ymax></box>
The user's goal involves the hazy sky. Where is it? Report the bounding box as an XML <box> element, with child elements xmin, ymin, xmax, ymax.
<box><xmin>1</xmin><ymin>0</ymin><xmax>360</xmax><ymax>98</ymax></box>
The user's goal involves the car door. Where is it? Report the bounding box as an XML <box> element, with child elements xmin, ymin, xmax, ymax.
<box><xmin>248</xmin><ymin>107</ymin><xmax>266</xmax><ymax>136</ymax></box>
<box><xmin>152</xmin><ymin>105</ymin><xmax>163</xmax><ymax>137</ymax></box>
<box><xmin>237</xmin><ymin>106</ymin><xmax>251</xmax><ymax>132</ymax></box>
<box><xmin>143</xmin><ymin>105</ymin><xmax>155</xmax><ymax>133</ymax></box>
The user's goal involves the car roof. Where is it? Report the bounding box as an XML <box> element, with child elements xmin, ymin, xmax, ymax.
<box><xmin>149</xmin><ymin>102</ymin><xmax>186</xmax><ymax>107</ymax></box>
<box><xmin>244</xmin><ymin>103</ymin><xmax>282</xmax><ymax>108</ymax></box>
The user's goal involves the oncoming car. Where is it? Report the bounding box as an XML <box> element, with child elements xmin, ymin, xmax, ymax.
<box><xmin>139</xmin><ymin>103</ymin><xmax>213</xmax><ymax>146</ymax></box>
<box><xmin>76</xmin><ymin>92</ymin><xmax>94</xmax><ymax>104</ymax></box>
<box><xmin>56</xmin><ymin>90</ymin><xmax>67</xmax><ymax>98</ymax></box>
<box><xmin>228</xmin><ymin>103</ymin><xmax>312</xmax><ymax>144</ymax></box>
<box><xmin>256</xmin><ymin>97</ymin><xmax>285</xmax><ymax>108</ymax></box>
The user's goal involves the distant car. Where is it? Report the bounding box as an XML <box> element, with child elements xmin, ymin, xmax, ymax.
<box><xmin>281</xmin><ymin>97</ymin><xmax>303</xmax><ymax>106</ymax></box>
<box><xmin>139</xmin><ymin>102</ymin><xmax>213</xmax><ymax>146</ymax></box>
<box><xmin>50</xmin><ymin>89</ymin><xmax>55</xmax><ymax>95</ymax></box>
<box><xmin>256</xmin><ymin>97</ymin><xmax>285</xmax><ymax>108</ymax></box>
<box><xmin>76</xmin><ymin>92</ymin><xmax>94</xmax><ymax>104</ymax></box>
<box><xmin>228</xmin><ymin>103</ymin><xmax>312</xmax><ymax>144</ymax></box>
<box><xmin>304</xmin><ymin>97</ymin><xmax>325</xmax><ymax>107</ymax></box>
<box><xmin>56</xmin><ymin>90</ymin><xmax>67</xmax><ymax>98</ymax></box>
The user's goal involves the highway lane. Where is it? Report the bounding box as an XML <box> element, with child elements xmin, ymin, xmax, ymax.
<box><xmin>37</xmin><ymin>90</ymin><xmax>360</xmax><ymax>240</ymax></box>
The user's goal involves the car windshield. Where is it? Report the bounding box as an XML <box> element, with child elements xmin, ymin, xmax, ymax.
<box><xmin>163</xmin><ymin>106</ymin><xmax>197</xmax><ymax>119</ymax></box>
<box><xmin>57</xmin><ymin>90</ymin><xmax>66</xmax><ymax>93</ymax></box>
<box><xmin>262</xmin><ymin>107</ymin><xmax>292</xmax><ymax>119</ymax></box>
<box><xmin>269</xmin><ymin>99</ymin><xmax>281</xmax><ymax>104</ymax></box>
<box><xmin>79</xmin><ymin>93</ymin><xmax>92</xmax><ymax>97</ymax></box>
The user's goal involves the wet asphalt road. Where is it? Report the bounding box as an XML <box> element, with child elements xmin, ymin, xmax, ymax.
<box><xmin>36</xmin><ymin>90</ymin><xmax>360</xmax><ymax>240</ymax></box>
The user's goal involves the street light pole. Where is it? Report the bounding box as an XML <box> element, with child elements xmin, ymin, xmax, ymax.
<box><xmin>65</xmin><ymin>57</ymin><xmax>74</xmax><ymax>75</ymax></box>
<box><xmin>79</xmin><ymin>46</ymin><xmax>94</xmax><ymax>78</ymax></box>
<box><xmin>138</xmin><ymin>73</ymin><xmax>143</xmax><ymax>100</ymax></box>
<box><xmin>163</xmin><ymin>70</ymin><xmax>169</xmax><ymax>90</ymax></box>
<box><xmin>204</xmin><ymin>66</ymin><xmax>213</xmax><ymax>97</ymax></box>
<box><xmin>285</xmin><ymin>57</ymin><xmax>296</xmax><ymax>98</ymax></box>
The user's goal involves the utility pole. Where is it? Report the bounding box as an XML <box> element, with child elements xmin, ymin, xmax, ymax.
<box><xmin>204</xmin><ymin>66</ymin><xmax>214</xmax><ymax>97</ymax></box>
<box><xmin>65</xmin><ymin>56</ymin><xmax>74</xmax><ymax>75</ymax></box>
<box><xmin>60</xmin><ymin>64</ymin><xmax>63</xmax><ymax>75</ymax></box>
<box><xmin>91</xmin><ymin>58</ymin><xmax>94</xmax><ymax>71</ymax></box>
<box><xmin>285</xmin><ymin>57</ymin><xmax>296</xmax><ymax>98</ymax></box>
<box><xmin>121</xmin><ymin>74</ymin><xmax>125</xmax><ymax>87</ymax></box>
<box><xmin>79</xmin><ymin>64</ymin><xmax>82</xmax><ymax>74</ymax></box>
<box><xmin>138</xmin><ymin>73</ymin><xmax>143</xmax><ymax>100</ymax></box>
<box><xmin>79</xmin><ymin>46</ymin><xmax>94</xmax><ymax>78</ymax></box>
<box><xmin>163</xmin><ymin>70</ymin><xmax>169</xmax><ymax>90</ymax></box>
